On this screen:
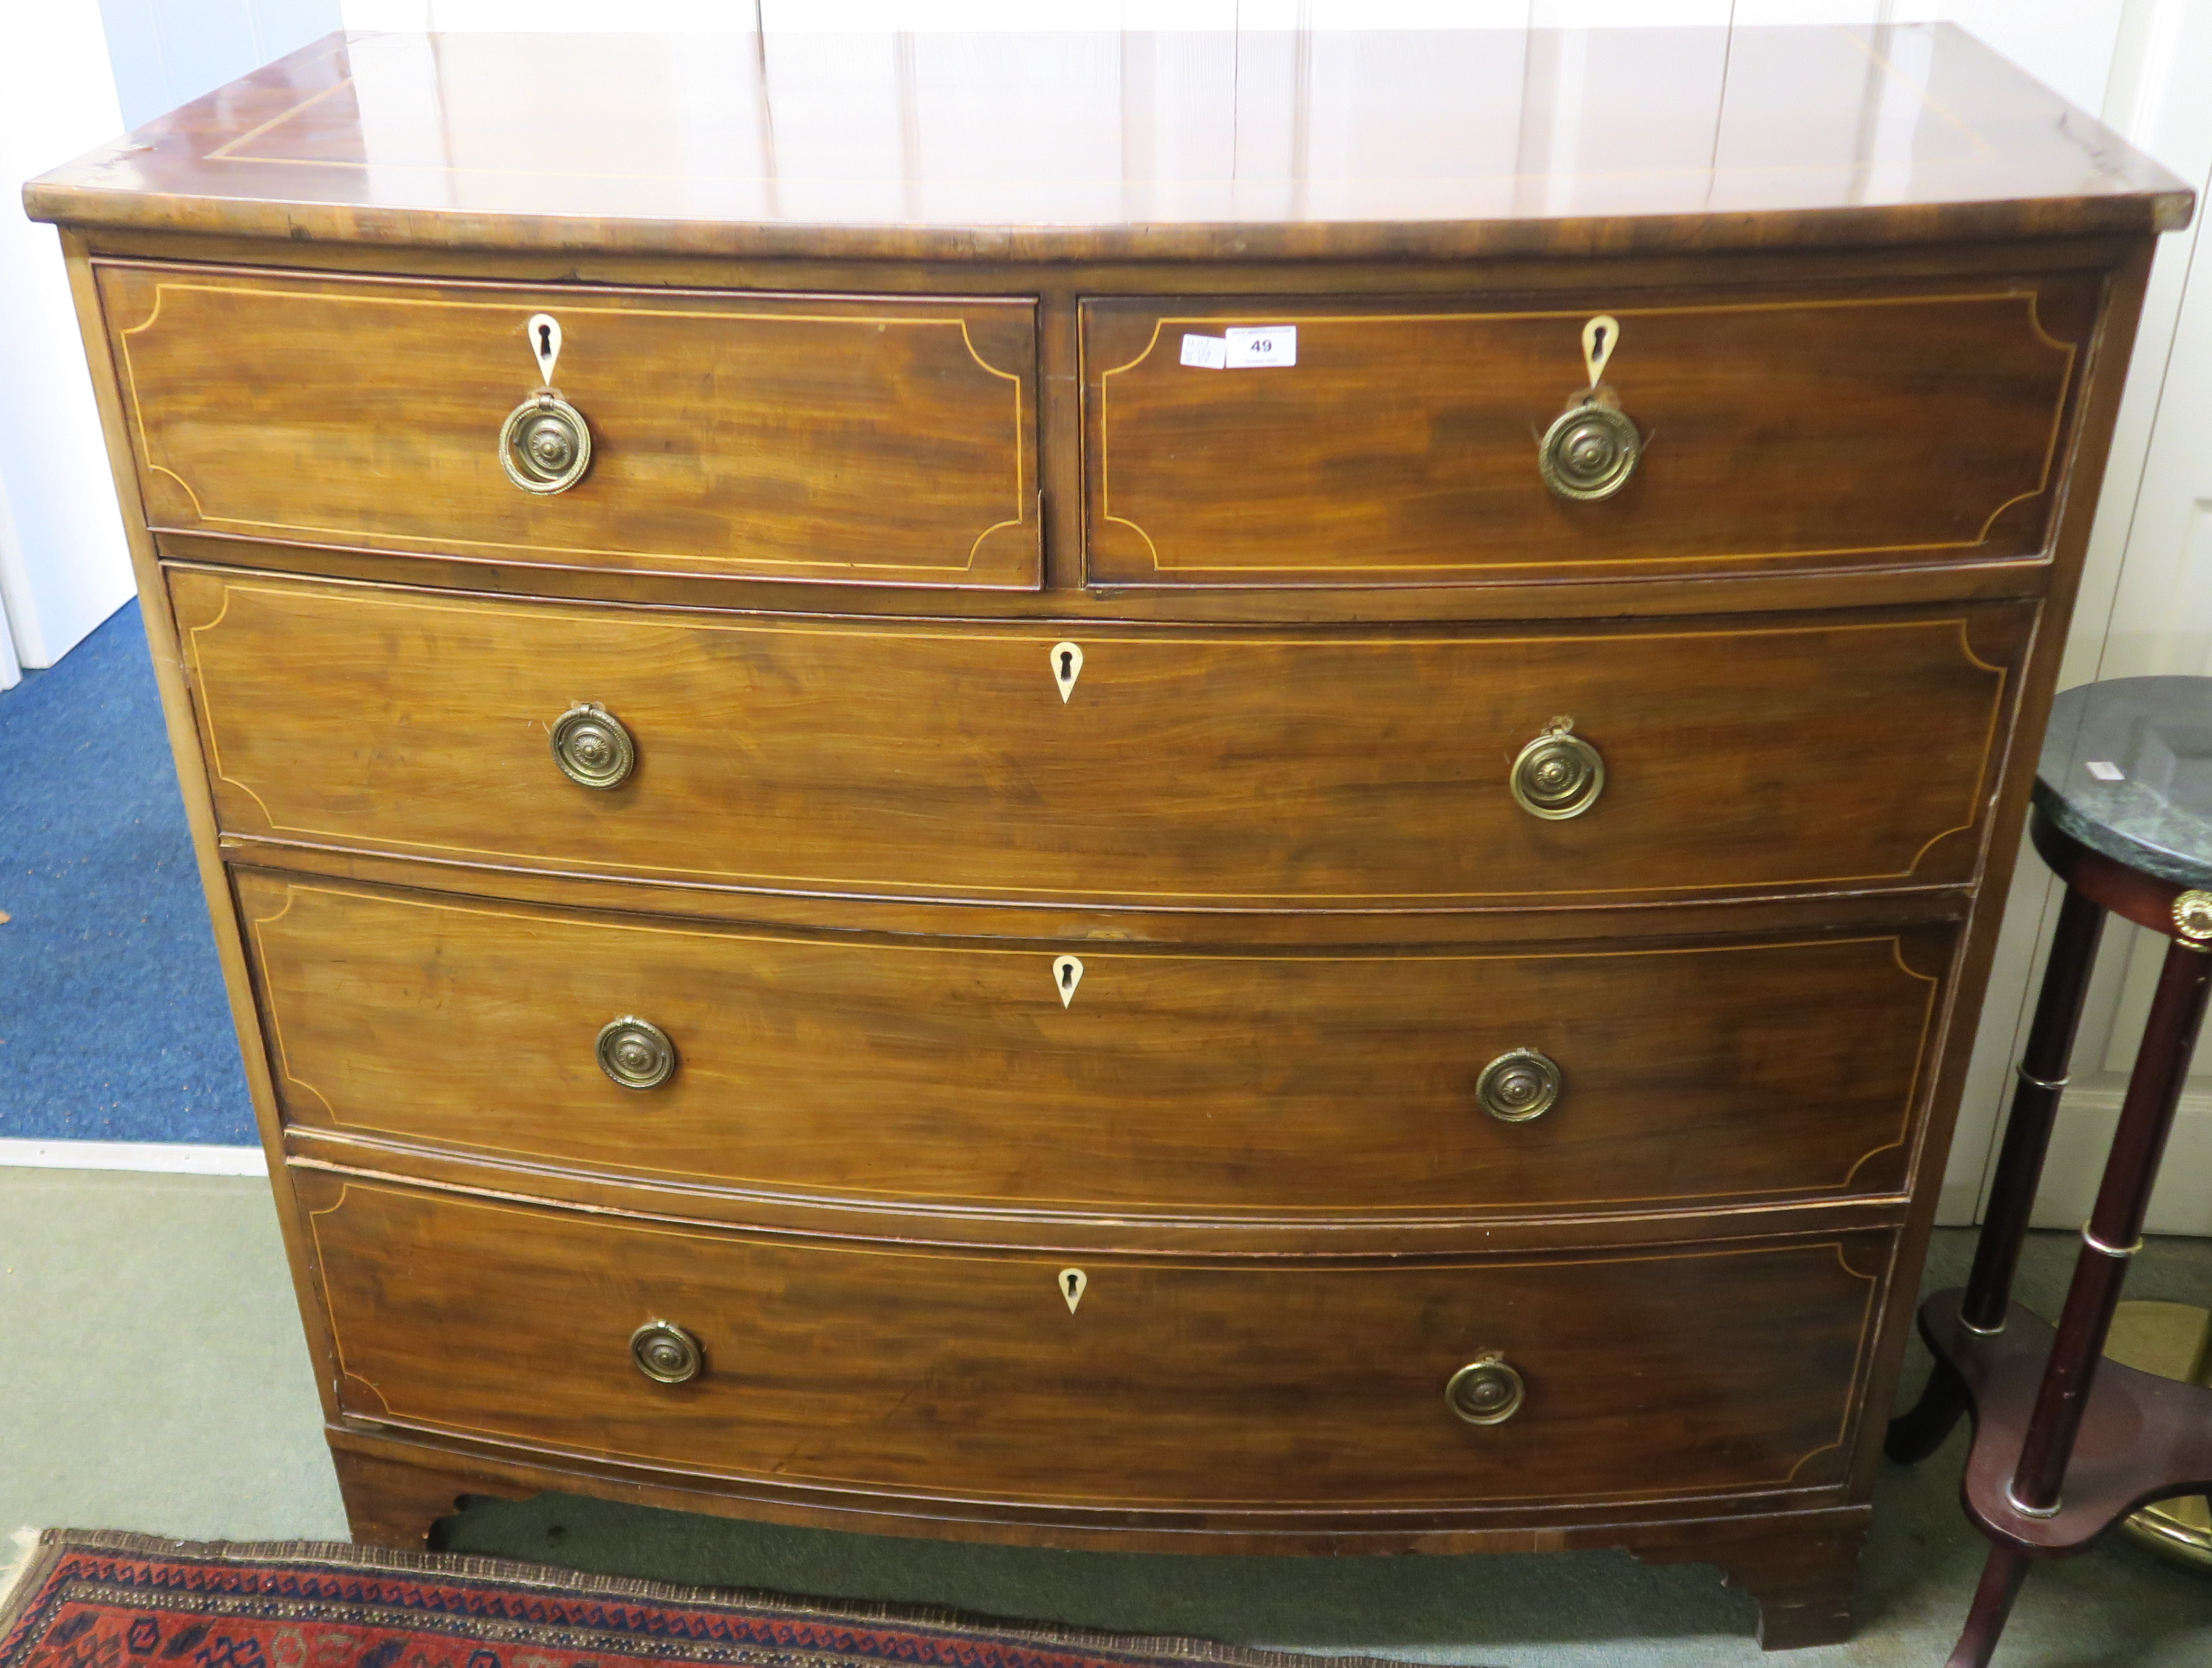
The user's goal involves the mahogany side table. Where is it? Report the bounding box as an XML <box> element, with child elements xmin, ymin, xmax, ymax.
<box><xmin>1890</xmin><ymin>675</ymin><xmax>2212</xmax><ymax>1666</ymax></box>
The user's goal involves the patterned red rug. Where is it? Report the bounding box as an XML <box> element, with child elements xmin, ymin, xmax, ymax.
<box><xmin>0</xmin><ymin>1532</ymin><xmax>1402</xmax><ymax>1668</ymax></box>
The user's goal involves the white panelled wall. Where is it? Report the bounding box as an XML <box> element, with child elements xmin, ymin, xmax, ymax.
<box><xmin>99</xmin><ymin>0</ymin><xmax>347</xmax><ymax>132</ymax></box>
<box><xmin>0</xmin><ymin>0</ymin><xmax>337</xmax><ymax>686</ymax></box>
<box><xmin>12</xmin><ymin>1</ymin><xmax>2212</xmax><ymax>1205</ymax></box>
<box><xmin>1948</xmin><ymin>1</ymin><xmax>2212</xmax><ymax>1233</ymax></box>
<box><xmin>0</xmin><ymin>0</ymin><xmax>130</xmax><ymax>689</ymax></box>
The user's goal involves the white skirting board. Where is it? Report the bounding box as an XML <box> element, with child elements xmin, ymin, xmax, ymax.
<box><xmin>0</xmin><ymin>1138</ymin><xmax>263</xmax><ymax>1175</ymax></box>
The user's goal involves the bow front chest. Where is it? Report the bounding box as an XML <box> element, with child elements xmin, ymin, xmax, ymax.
<box><xmin>27</xmin><ymin>22</ymin><xmax>2192</xmax><ymax>1650</ymax></box>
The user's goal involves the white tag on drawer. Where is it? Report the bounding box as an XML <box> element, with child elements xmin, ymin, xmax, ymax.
<box><xmin>1180</xmin><ymin>333</ymin><xmax>1229</xmax><ymax>369</ymax></box>
<box><xmin>1225</xmin><ymin>325</ymin><xmax>1297</xmax><ymax>368</ymax></box>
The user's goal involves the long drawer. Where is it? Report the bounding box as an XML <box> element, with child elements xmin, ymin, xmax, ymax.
<box><xmin>1083</xmin><ymin>284</ymin><xmax>2087</xmax><ymax>585</ymax></box>
<box><xmin>302</xmin><ymin>1170</ymin><xmax>1887</xmax><ymax>1508</ymax></box>
<box><xmin>100</xmin><ymin>263</ymin><xmax>1040</xmax><ymax>588</ymax></box>
<box><xmin>248</xmin><ymin>871</ymin><xmax>1943</xmax><ymax>1214</ymax></box>
<box><xmin>176</xmin><ymin>569</ymin><xmax>2016</xmax><ymax>906</ymax></box>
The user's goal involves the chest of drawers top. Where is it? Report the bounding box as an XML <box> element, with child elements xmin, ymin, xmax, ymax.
<box><xmin>25</xmin><ymin>24</ymin><xmax>2189</xmax><ymax>261</ymax></box>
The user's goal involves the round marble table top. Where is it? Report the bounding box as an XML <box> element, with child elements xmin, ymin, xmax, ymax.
<box><xmin>2036</xmin><ymin>677</ymin><xmax>2212</xmax><ymax>888</ymax></box>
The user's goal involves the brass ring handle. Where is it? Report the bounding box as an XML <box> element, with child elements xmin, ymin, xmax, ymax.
<box><xmin>1446</xmin><ymin>1354</ymin><xmax>1526</xmax><ymax>1426</ymax></box>
<box><xmin>1510</xmin><ymin>717</ymin><xmax>1604</xmax><ymax>821</ymax></box>
<box><xmin>551</xmin><ymin>702</ymin><xmax>635</xmax><ymax>789</ymax></box>
<box><xmin>630</xmin><ymin>1320</ymin><xmax>702</xmax><ymax>1384</ymax></box>
<box><xmin>597</xmin><ymin>1015</ymin><xmax>677</xmax><ymax>1090</ymax></box>
<box><xmin>501</xmin><ymin>390</ymin><xmax>592</xmax><ymax>494</ymax></box>
<box><xmin>1477</xmin><ymin>1048</ymin><xmax>1562</xmax><ymax>1123</ymax></box>
<box><xmin>1539</xmin><ymin>399</ymin><xmax>1640</xmax><ymax>502</ymax></box>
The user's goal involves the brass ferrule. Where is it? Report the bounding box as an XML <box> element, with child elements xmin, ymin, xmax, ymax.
<box><xmin>2005</xmin><ymin>1484</ymin><xmax>2061</xmax><ymax>1520</ymax></box>
<box><xmin>2081</xmin><ymin>1222</ymin><xmax>2144</xmax><ymax>1258</ymax></box>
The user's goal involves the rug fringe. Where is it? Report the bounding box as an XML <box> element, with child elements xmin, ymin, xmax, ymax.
<box><xmin>20</xmin><ymin>1530</ymin><xmax>1430</xmax><ymax>1668</ymax></box>
<box><xmin>0</xmin><ymin>1529</ymin><xmax>61</xmax><ymax>1644</ymax></box>
<box><xmin>0</xmin><ymin>1530</ymin><xmax>44</xmax><ymax>1613</ymax></box>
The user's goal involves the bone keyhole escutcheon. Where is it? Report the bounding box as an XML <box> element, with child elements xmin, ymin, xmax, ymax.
<box><xmin>1059</xmin><ymin>1268</ymin><xmax>1087</xmax><ymax>1313</ymax></box>
<box><xmin>1053</xmin><ymin>954</ymin><xmax>1084</xmax><ymax>1007</ymax></box>
<box><xmin>529</xmin><ymin>312</ymin><xmax>563</xmax><ymax>385</ymax></box>
<box><xmin>1051</xmin><ymin>641</ymin><xmax>1083</xmax><ymax>701</ymax></box>
<box><xmin>1581</xmin><ymin>313</ymin><xmax>1618</xmax><ymax>387</ymax></box>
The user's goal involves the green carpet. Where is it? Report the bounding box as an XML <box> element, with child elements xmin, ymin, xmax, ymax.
<box><xmin>3</xmin><ymin>1167</ymin><xmax>2207</xmax><ymax>1664</ymax></box>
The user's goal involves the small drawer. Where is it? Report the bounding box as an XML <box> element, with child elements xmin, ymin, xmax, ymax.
<box><xmin>1082</xmin><ymin>284</ymin><xmax>2087</xmax><ymax>586</ymax></box>
<box><xmin>99</xmin><ymin>262</ymin><xmax>1039</xmax><ymax>588</ymax></box>
<box><xmin>247</xmin><ymin>872</ymin><xmax>1945</xmax><ymax>1214</ymax></box>
<box><xmin>302</xmin><ymin>1171</ymin><xmax>1887</xmax><ymax>1509</ymax></box>
<box><xmin>174</xmin><ymin>568</ymin><xmax>2018</xmax><ymax>907</ymax></box>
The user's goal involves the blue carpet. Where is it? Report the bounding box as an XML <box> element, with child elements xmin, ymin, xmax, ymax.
<box><xmin>0</xmin><ymin>600</ymin><xmax>255</xmax><ymax>1143</ymax></box>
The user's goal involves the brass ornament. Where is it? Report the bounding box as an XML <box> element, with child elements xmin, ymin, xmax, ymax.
<box><xmin>551</xmin><ymin>702</ymin><xmax>636</xmax><ymax>789</ymax></box>
<box><xmin>501</xmin><ymin>390</ymin><xmax>592</xmax><ymax>494</ymax></box>
<box><xmin>2174</xmin><ymin>891</ymin><xmax>2212</xmax><ymax>944</ymax></box>
<box><xmin>1539</xmin><ymin>400</ymin><xmax>1641</xmax><ymax>501</ymax></box>
<box><xmin>1477</xmin><ymin>1047</ymin><xmax>1563</xmax><ymax>1123</ymax></box>
<box><xmin>630</xmin><ymin>1320</ymin><xmax>703</xmax><ymax>1384</ymax></box>
<box><xmin>597</xmin><ymin>1015</ymin><xmax>677</xmax><ymax>1089</ymax></box>
<box><xmin>1539</xmin><ymin>313</ymin><xmax>1639</xmax><ymax>502</ymax></box>
<box><xmin>1510</xmin><ymin>717</ymin><xmax>1605</xmax><ymax>821</ymax></box>
<box><xmin>1445</xmin><ymin>1354</ymin><xmax>1526</xmax><ymax>1426</ymax></box>
<box><xmin>502</xmin><ymin>311</ymin><xmax>591</xmax><ymax>494</ymax></box>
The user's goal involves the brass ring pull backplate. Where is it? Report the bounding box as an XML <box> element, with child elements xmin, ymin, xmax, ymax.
<box><xmin>630</xmin><ymin>1320</ymin><xmax>703</xmax><ymax>1384</ymax></box>
<box><xmin>1477</xmin><ymin>1047</ymin><xmax>1563</xmax><ymax>1122</ymax></box>
<box><xmin>501</xmin><ymin>390</ymin><xmax>592</xmax><ymax>494</ymax></box>
<box><xmin>1539</xmin><ymin>399</ymin><xmax>1640</xmax><ymax>502</ymax></box>
<box><xmin>598</xmin><ymin>1015</ymin><xmax>677</xmax><ymax>1090</ymax></box>
<box><xmin>551</xmin><ymin>702</ymin><xmax>636</xmax><ymax>789</ymax></box>
<box><xmin>1446</xmin><ymin>1354</ymin><xmax>1526</xmax><ymax>1426</ymax></box>
<box><xmin>1510</xmin><ymin>717</ymin><xmax>1605</xmax><ymax>820</ymax></box>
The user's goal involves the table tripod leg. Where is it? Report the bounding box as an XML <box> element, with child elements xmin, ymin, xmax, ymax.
<box><xmin>1943</xmin><ymin>1543</ymin><xmax>2032</xmax><ymax>1668</ymax></box>
<box><xmin>1885</xmin><ymin>1354</ymin><xmax>1970</xmax><ymax>1464</ymax></box>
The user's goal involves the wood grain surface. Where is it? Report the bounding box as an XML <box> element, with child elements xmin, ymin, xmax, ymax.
<box><xmin>1084</xmin><ymin>285</ymin><xmax>2084</xmax><ymax>584</ymax></box>
<box><xmin>174</xmin><ymin>567</ymin><xmax>2019</xmax><ymax>906</ymax></box>
<box><xmin>23</xmin><ymin>27</ymin><xmax>2191</xmax><ymax>259</ymax></box>
<box><xmin>245</xmin><ymin>871</ymin><xmax>1945</xmax><ymax>1214</ymax></box>
<box><xmin>302</xmin><ymin>1169</ymin><xmax>1889</xmax><ymax>1508</ymax></box>
<box><xmin>100</xmin><ymin>263</ymin><xmax>1039</xmax><ymax>588</ymax></box>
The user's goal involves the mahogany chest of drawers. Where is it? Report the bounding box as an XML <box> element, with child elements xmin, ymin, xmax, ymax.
<box><xmin>27</xmin><ymin>23</ymin><xmax>2192</xmax><ymax>1651</ymax></box>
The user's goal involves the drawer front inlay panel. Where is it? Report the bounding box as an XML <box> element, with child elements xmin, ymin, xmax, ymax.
<box><xmin>176</xmin><ymin>569</ymin><xmax>2016</xmax><ymax>906</ymax></box>
<box><xmin>247</xmin><ymin>872</ymin><xmax>1947</xmax><ymax>1213</ymax></box>
<box><xmin>1084</xmin><ymin>288</ymin><xmax>2083</xmax><ymax>585</ymax></box>
<box><xmin>307</xmin><ymin>1173</ymin><xmax>1887</xmax><ymax>1507</ymax></box>
<box><xmin>102</xmin><ymin>263</ymin><xmax>1040</xmax><ymax>588</ymax></box>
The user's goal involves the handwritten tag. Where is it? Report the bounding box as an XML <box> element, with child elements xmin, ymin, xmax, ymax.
<box><xmin>1225</xmin><ymin>325</ymin><xmax>1297</xmax><ymax>368</ymax></box>
<box><xmin>2086</xmin><ymin>761</ymin><xmax>2126</xmax><ymax>782</ymax></box>
<box><xmin>1180</xmin><ymin>333</ymin><xmax>1229</xmax><ymax>369</ymax></box>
